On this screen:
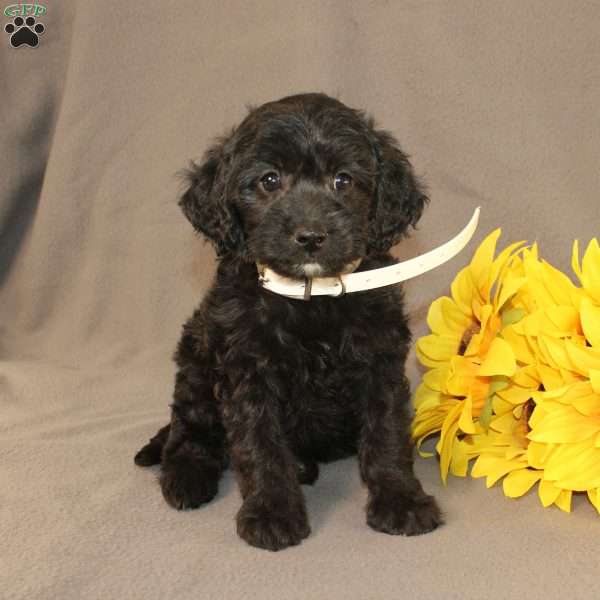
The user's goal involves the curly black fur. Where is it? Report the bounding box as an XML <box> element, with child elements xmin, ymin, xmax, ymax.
<box><xmin>135</xmin><ymin>93</ymin><xmax>442</xmax><ymax>550</ymax></box>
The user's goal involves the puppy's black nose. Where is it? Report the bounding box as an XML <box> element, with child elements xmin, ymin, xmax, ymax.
<box><xmin>294</xmin><ymin>228</ymin><xmax>327</xmax><ymax>251</ymax></box>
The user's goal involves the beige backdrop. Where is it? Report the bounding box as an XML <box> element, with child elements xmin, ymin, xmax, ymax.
<box><xmin>2</xmin><ymin>1</ymin><xmax>599</xmax><ymax>599</ymax></box>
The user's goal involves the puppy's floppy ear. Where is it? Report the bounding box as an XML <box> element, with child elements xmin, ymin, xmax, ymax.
<box><xmin>367</xmin><ymin>128</ymin><xmax>429</xmax><ymax>253</ymax></box>
<box><xmin>179</xmin><ymin>135</ymin><xmax>244</xmax><ymax>257</ymax></box>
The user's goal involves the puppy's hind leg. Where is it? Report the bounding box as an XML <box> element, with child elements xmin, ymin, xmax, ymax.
<box><xmin>134</xmin><ymin>424</ymin><xmax>171</xmax><ymax>466</ymax></box>
<box><xmin>159</xmin><ymin>362</ymin><xmax>227</xmax><ymax>510</ymax></box>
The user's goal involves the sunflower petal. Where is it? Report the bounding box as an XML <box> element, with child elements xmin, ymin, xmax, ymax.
<box><xmin>490</xmin><ymin>241</ymin><xmax>527</xmax><ymax>301</ymax></box>
<box><xmin>470</xmin><ymin>229</ymin><xmax>502</xmax><ymax>292</ymax></box>
<box><xmin>565</xmin><ymin>341</ymin><xmax>600</xmax><ymax>377</ymax></box>
<box><xmin>416</xmin><ymin>334</ymin><xmax>460</xmax><ymax>367</ymax></box>
<box><xmin>540</xmin><ymin>260</ymin><xmax>579</xmax><ymax>306</ymax></box>
<box><xmin>451</xmin><ymin>268</ymin><xmax>476</xmax><ymax>316</ymax></box>
<box><xmin>572</xmin><ymin>239</ymin><xmax>582</xmax><ymax>280</ymax></box>
<box><xmin>580</xmin><ymin>297</ymin><xmax>600</xmax><ymax>348</ymax></box>
<box><xmin>479</xmin><ymin>337</ymin><xmax>517</xmax><ymax>377</ymax></box>
<box><xmin>528</xmin><ymin>406</ymin><xmax>600</xmax><ymax>444</ymax></box>
<box><xmin>422</xmin><ymin>367</ymin><xmax>449</xmax><ymax>393</ymax></box>
<box><xmin>587</xmin><ymin>488</ymin><xmax>600</xmax><ymax>514</ymax></box>
<box><xmin>458</xmin><ymin>396</ymin><xmax>476</xmax><ymax>434</ymax></box>
<box><xmin>471</xmin><ymin>454</ymin><xmax>526</xmax><ymax>487</ymax></box>
<box><xmin>545</xmin><ymin>306</ymin><xmax>581</xmax><ymax>335</ymax></box>
<box><xmin>554</xmin><ymin>489</ymin><xmax>572</xmax><ymax>513</ymax></box>
<box><xmin>580</xmin><ymin>238</ymin><xmax>600</xmax><ymax>303</ymax></box>
<box><xmin>427</xmin><ymin>296</ymin><xmax>473</xmax><ymax>336</ymax></box>
<box><xmin>501</xmin><ymin>327</ymin><xmax>536</xmax><ymax>365</ymax></box>
<box><xmin>450</xmin><ymin>439</ymin><xmax>469</xmax><ymax>477</ymax></box>
<box><xmin>439</xmin><ymin>402</ymin><xmax>464</xmax><ymax>483</ymax></box>
<box><xmin>497</xmin><ymin>384</ymin><xmax>534</xmax><ymax>405</ymax></box>
<box><xmin>547</xmin><ymin>441</ymin><xmax>600</xmax><ymax>490</ymax></box>
<box><xmin>590</xmin><ymin>371</ymin><xmax>600</xmax><ymax>396</ymax></box>
<box><xmin>538</xmin><ymin>479</ymin><xmax>562</xmax><ymax>507</ymax></box>
<box><xmin>479</xmin><ymin>395</ymin><xmax>494</xmax><ymax>431</ymax></box>
<box><xmin>537</xmin><ymin>363</ymin><xmax>567</xmax><ymax>391</ymax></box>
<box><xmin>527</xmin><ymin>440</ymin><xmax>554</xmax><ymax>469</ymax></box>
<box><xmin>503</xmin><ymin>469</ymin><xmax>542</xmax><ymax>498</ymax></box>
<box><xmin>572</xmin><ymin>391</ymin><xmax>600</xmax><ymax>416</ymax></box>
<box><xmin>497</xmin><ymin>274</ymin><xmax>527</xmax><ymax>312</ymax></box>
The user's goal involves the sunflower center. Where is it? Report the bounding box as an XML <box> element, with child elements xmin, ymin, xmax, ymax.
<box><xmin>458</xmin><ymin>323</ymin><xmax>480</xmax><ymax>355</ymax></box>
<box><xmin>523</xmin><ymin>398</ymin><xmax>535</xmax><ymax>433</ymax></box>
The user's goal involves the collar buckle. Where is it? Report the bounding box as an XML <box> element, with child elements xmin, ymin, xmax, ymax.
<box><xmin>334</xmin><ymin>276</ymin><xmax>346</xmax><ymax>297</ymax></box>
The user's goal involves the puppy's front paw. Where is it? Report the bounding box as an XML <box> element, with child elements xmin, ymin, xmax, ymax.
<box><xmin>160</xmin><ymin>462</ymin><xmax>219</xmax><ymax>510</ymax></box>
<box><xmin>367</xmin><ymin>492</ymin><xmax>443</xmax><ymax>536</ymax></box>
<box><xmin>236</xmin><ymin>494</ymin><xmax>310</xmax><ymax>551</ymax></box>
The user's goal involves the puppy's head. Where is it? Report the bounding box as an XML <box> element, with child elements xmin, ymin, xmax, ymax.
<box><xmin>180</xmin><ymin>93</ymin><xmax>428</xmax><ymax>278</ymax></box>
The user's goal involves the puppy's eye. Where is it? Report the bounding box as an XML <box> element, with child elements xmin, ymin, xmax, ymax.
<box><xmin>259</xmin><ymin>172</ymin><xmax>281</xmax><ymax>192</ymax></box>
<box><xmin>333</xmin><ymin>172</ymin><xmax>353</xmax><ymax>192</ymax></box>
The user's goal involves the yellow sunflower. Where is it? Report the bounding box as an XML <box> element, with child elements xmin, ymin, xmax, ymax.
<box><xmin>413</xmin><ymin>230</ymin><xmax>529</xmax><ymax>481</ymax></box>
<box><xmin>413</xmin><ymin>233</ymin><xmax>600</xmax><ymax>514</ymax></box>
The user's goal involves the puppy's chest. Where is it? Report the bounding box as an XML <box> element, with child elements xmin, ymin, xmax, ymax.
<box><xmin>213</xmin><ymin>286</ymin><xmax>407</xmax><ymax>384</ymax></box>
<box><xmin>273</xmin><ymin>330</ymin><xmax>368</xmax><ymax>428</ymax></box>
<box><xmin>257</xmin><ymin>297</ymin><xmax>388</xmax><ymax>388</ymax></box>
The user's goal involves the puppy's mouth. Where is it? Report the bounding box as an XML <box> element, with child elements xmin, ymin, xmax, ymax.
<box><xmin>295</xmin><ymin>262</ymin><xmax>324</xmax><ymax>278</ymax></box>
<box><xmin>265</xmin><ymin>259</ymin><xmax>362</xmax><ymax>280</ymax></box>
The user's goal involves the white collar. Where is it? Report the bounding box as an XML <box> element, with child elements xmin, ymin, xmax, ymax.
<box><xmin>257</xmin><ymin>207</ymin><xmax>480</xmax><ymax>301</ymax></box>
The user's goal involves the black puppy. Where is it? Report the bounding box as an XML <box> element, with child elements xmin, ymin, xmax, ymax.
<box><xmin>135</xmin><ymin>93</ymin><xmax>442</xmax><ymax>551</ymax></box>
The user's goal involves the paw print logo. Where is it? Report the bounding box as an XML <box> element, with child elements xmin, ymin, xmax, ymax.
<box><xmin>4</xmin><ymin>15</ymin><xmax>45</xmax><ymax>48</ymax></box>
